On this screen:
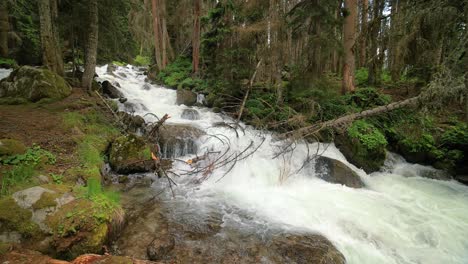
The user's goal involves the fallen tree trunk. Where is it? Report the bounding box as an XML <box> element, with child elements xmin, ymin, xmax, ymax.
<box><xmin>280</xmin><ymin>95</ymin><xmax>421</xmax><ymax>139</ymax></box>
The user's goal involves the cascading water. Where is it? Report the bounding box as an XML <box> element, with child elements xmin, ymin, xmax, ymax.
<box><xmin>96</xmin><ymin>65</ymin><xmax>468</xmax><ymax>264</ymax></box>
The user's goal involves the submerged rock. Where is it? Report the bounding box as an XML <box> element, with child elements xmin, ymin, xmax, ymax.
<box><xmin>0</xmin><ymin>66</ymin><xmax>71</xmax><ymax>102</ymax></box>
<box><xmin>176</xmin><ymin>89</ymin><xmax>197</xmax><ymax>106</ymax></box>
<box><xmin>180</xmin><ymin>108</ymin><xmax>200</xmax><ymax>120</ymax></box>
<box><xmin>109</xmin><ymin>134</ymin><xmax>154</xmax><ymax>174</ymax></box>
<box><xmin>147</xmin><ymin>236</ymin><xmax>175</xmax><ymax>261</ymax></box>
<box><xmin>158</xmin><ymin>124</ymin><xmax>204</xmax><ymax>158</ymax></box>
<box><xmin>102</xmin><ymin>80</ymin><xmax>124</xmax><ymax>99</ymax></box>
<box><xmin>315</xmin><ymin>156</ymin><xmax>365</xmax><ymax>188</ymax></box>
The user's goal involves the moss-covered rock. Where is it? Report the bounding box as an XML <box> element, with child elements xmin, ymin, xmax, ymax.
<box><xmin>0</xmin><ymin>66</ymin><xmax>72</xmax><ymax>102</ymax></box>
<box><xmin>335</xmin><ymin>120</ymin><xmax>387</xmax><ymax>173</ymax></box>
<box><xmin>0</xmin><ymin>197</ymin><xmax>42</xmax><ymax>239</ymax></box>
<box><xmin>0</xmin><ymin>138</ymin><xmax>27</xmax><ymax>157</ymax></box>
<box><xmin>109</xmin><ymin>134</ymin><xmax>153</xmax><ymax>174</ymax></box>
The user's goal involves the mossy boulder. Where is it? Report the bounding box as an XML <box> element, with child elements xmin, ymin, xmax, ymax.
<box><xmin>0</xmin><ymin>138</ymin><xmax>27</xmax><ymax>157</ymax></box>
<box><xmin>176</xmin><ymin>89</ymin><xmax>197</xmax><ymax>106</ymax></box>
<box><xmin>335</xmin><ymin>120</ymin><xmax>387</xmax><ymax>173</ymax></box>
<box><xmin>0</xmin><ymin>66</ymin><xmax>72</xmax><ymax>102</ymax></box>
<box><xmin>109</xmin><ymin>134</ymin><xmax>154</xmax><ymax>174</ymax></box>
<box><xmin>0</xmin><ymin>197</ymin><xmax>42</xmax><ymax>241</ymax></box>
<box><xmin>45</xmin><ymin>197</ymin><xmax>123</xmax><ymax>259</ymax></box>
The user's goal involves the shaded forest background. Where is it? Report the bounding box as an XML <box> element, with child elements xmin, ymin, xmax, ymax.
<box><xmin>1</xmin><ymin>0</ymin><xmax>467</xmax><ymax>176</ymax></box>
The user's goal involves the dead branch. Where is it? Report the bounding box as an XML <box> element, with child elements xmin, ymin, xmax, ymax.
<box><xmin>236</xmin><ymin>59</ymin><xmax>263</xmax><ymax>125</ymax></box>
<box><xmin>279</xmin><ymin>96</ymin><xmax>421</xmax><ymax>140</ymax></box>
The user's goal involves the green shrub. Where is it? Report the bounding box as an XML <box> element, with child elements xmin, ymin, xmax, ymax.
<box><xmin>400</xmin><ymin>133</ymin><xmax>435</xmax><ymax>153</ymax></box>
<box><xmin>0</xmin><ymin>57</ymin><xmax>17</xmax><ymax>68</ymax></box>
<box><xmin>355</xmin><ymin>68</ymin><xmax>368</xmax><ymax>86</ymax></box>
<box><xmin>134</xmin><ymin>55</ymin><xmax>151</xmax><ymax>66</ymax></box>
<box><xmin>0</xmin><ymin>145</ymin><xmax>56</xmax><ymax>166</ymax></box>
<box><xmin>441</xmin><ymin>122</ymin><xmax>468</xmax><ymax>147</ymax></box>
<box><xmin>345</xmin><ymin>88</ymin><xmax>391</xmax><ymax>109</ymax></box>
<box><xmin>347</xmin><ymin>120</ymin><xmax>388</xmax><ymax>150</ymax></box>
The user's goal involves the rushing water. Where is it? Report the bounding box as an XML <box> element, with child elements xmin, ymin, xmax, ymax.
<box><xmin>96</xmin><ymin>65</ymin><xmax>468</xmax><ymax>264</ymax></box>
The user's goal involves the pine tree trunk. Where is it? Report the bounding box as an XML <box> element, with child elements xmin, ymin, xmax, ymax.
<box><xmin>151</xmin><ymin>0</ymin><xmax>163</xmax><ymax>70</ymax></box>
<box><xmin>38</xmin><ymin>0</ymin><xmax>64</xmax><ymax>76</ymax></box>
<box><xmin>160</xmin><ymin>0</ymin><xmax>168</xmax><ymax>68</ymax></box>
<box><xmin>81</xmin><ymin>0</ymin><xmax>99</xmax><ymax>90</ymax></box>
<box><xmin>389</xmin><ymin>0</ymin><xmax>401</xmax><ymax>81</ymax></box>
<box><xmin>192</xmin><ymin>0</ymin><xmax>201</xmax><ymax>74</ymax></box>
<box><xmin>0</xmin><ymin>1</ymin><xmax>8</xmax><ymax>58</ymax></box>
<box><xmin>342</xmin><ymin>0</ymin><xmax>357</xmax><ymax>94</ymax></box>
<box><xmin>359</xmin><ymin>0</ymin><xmax>368</xmax><ymax>68</ymax></box>
<box><xmin>367</xmin><ymin>0</ymin><xmax>382</xmax><ymax>86</ymax></box>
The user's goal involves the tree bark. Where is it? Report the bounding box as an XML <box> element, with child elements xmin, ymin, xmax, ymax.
<box><xmin>358</xmin><ymin>0</ymin><xmax>368</xmax><ymax>68</ymax></box>
<box><xmin>38</xmin><ymin>0</ymin><xmax>64</xmax><ymax>76</ymax></box>
<box><xmin>0</xmin><ymin>1</ymin><xmax>8</xmax><ymax>57</ymax></box>
<box><xmin>151</xmin><ymin>0</ymin><xmax>163</xmax><ymax>70</ymax></box>
<box><xmin>280</xmin><ymin>96</ymin><xmax>421</xmax><ymax>139</ymax></box>
<box><xmin>367</xmin><ymin>0</ymin><xmax>383</xmax><ymax>86</ymax></box>
<box><xmin>342</xmin><ymin>0</ymin><xmax>357</xmax><ymax>94</ymax></box>
<box><xmin>82</xmin><ymin>0</ymin><xmax>99</xmax><ymax>90</ymax></box>
<box><xmin>160</xmin><ymin>0</ymin><xmax>168</xmax><ymax>68</ymax></box>
<box><xmin>192</xmin><ymin>0</ymin><xmax>201</xmax><ymax>74</ymax></box>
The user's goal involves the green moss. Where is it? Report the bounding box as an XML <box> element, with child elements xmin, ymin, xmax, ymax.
<box><xmin>32</xmin><ymin>191</ymin><xmax>59</xmax><ymax>210</ymax></box>
<box><xmin>348</xmin><ymin>120</ymin><xmax>388</xmax><ymax>150</ymax></box>
<box><xmin>0</xmin><ymin>139</ymin><xmax>27</xmax><ymax>157</ymax></box>
<box><xmin>0</xmin><ymin>242</ymin><xmax>11</xmax><ymax>255</ymax></box>
<box><xmin>0</xmin><ymin>97</ymin><xmax>29</xmax><ymax>105</ymax></box>
<box><xmin>134</xmin><ymin>55</ymin><xmax>151</xmax><ymax>66</ymax></box>
<box><xmin>0</xmin><ymin>197</ymin><xmax>41</xmax><ymax>238</ymax></box>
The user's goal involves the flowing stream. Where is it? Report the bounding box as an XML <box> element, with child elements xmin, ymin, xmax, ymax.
<box><xmin>96</xmin><ymin>65</ymin><xmax>468</xmax><ymax>264</ymax></box>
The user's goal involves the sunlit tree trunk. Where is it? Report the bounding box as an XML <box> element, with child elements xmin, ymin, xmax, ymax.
<box><xmin>82</xmin><ymin>0</ymin><xmax>98</xmax><ymax>90</ymax></box>
<box><xmin>38</xmin><ymin>0</ymin><xmax>64</xmax><ymax>75</ymax></box>
<box><xmin>342</xmin><ymin>0</ymin><xmax>357</xmax><ymax>94</ymax></box>
<box><xmin>192</xmin><ymin>0</ymin><xmax>201</xmax><ymax>74</ymax></box>
<box><xmin>0</xmin><ymin>1</ymin><xmax>8</xmax><ymax>57</ymax></box>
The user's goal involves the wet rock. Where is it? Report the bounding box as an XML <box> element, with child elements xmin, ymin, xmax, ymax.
<box><xmin>181</xmin><ymin>108</ymin><xmax>200</xmax><ymax>120</ymax></box>
<box><xmin>176</xmin><ymin>89</ymin><xmax>197</xmax><ymax>106</ymax></box>
<box><xmin>116</xmin><ymin>111</ymin><xmax>145</xmax><ymax>133</ymax></box>
<box><xmin>0</xmin><ymin>66</ymin><xmax>71</xmax><ymax>102</ymax></box>
<box><xmin>271</xmin><ymin>233</ymin><xmax>346</xmax><ymax>264</ymax></box>
<box><xmin>418</xmin><ymin>167</ymin><xmax>452</xmax><ymax>181</ymax></box>
<box><xmin>147</xmin><ymin>236</ymin><xmax>175</xmax><ymax>261</ymax></box>
<box><xmin>118</xmin><ymin>72</ymin><xmax>127</xmax><ymax>78</ymax></box>
<box><xmin>109</xmin><ymin>134</ymin><xmax>154</xmax><ymax>174</ymax></box>
<box><xmin>102</xmin><ymin>80</ymin><xmax>124</xmax><ymax>99</ymax></box>
<box><xmin>0</xmin><ymin>138</ymin><xmax>26</xmax><ymax>156</ymax></box>
<box><xmin>119</xmin><ymin>97</ymin><xmax>128</xmax><ymax>103</ymax></box>
<box><xmin>143</xmin><ymin>83</ymin><xmax>152</xmax><ymax>90</ymax></box>
<box><xmin>158</xmin><ymin>124</ymin><xmax>204</xmax><ymax>158</ymax></box>
<box><xmin>315</xmin><ymin>156</ymin><xmax>365</xmax><ymax>188</ymax></box>
<box><xmin>107</xmin><ymin>64</ymin><xmax>118</xmax><ymax>74</ymax></box>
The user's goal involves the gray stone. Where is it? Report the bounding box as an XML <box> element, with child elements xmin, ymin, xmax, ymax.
<box><xmin>176</xmin><ymin>89</ymin><xmax>197</xmax><ymax>106</ymax></box>
<box><xmin>181</xmin><ymin>109</ymin><xmax>200</xmax><ymax>120</ymax></box>
<box><xmin>314</xmin><ymin>156</ymin><xmax>365</xmax><ymax>188</ymax></box>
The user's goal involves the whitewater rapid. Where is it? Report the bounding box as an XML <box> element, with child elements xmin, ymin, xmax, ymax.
<box><xmin>96</xmin><ymin>65</ymin><xmax>468</xmax><ymax>264</ymax></box>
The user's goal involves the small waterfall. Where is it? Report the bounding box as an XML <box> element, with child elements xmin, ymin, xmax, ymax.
<box><xmin>95</xmin><ymin>65</ymin><xmax>468</xmax><ymax>264</ymax></box>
